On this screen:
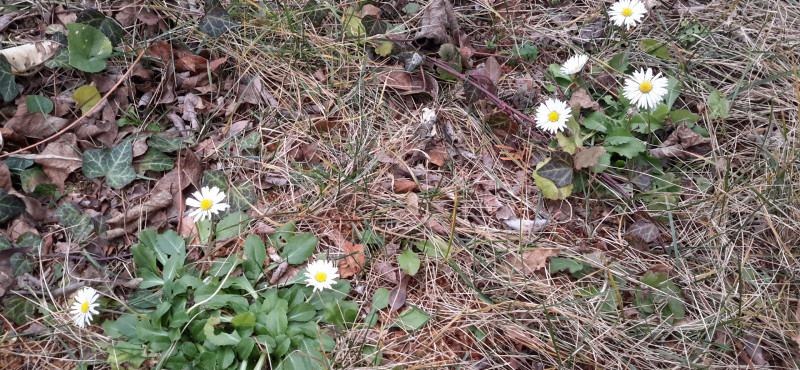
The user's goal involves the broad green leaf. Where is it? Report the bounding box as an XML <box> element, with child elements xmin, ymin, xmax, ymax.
<box><xmin>397</xmin><ymin>249</ymin><xmax>420</xmax><ymax>275</ymax></box>
<box><xmin>203</xmin><ymin>170</ymin><xmax>229</xmax><ymax>191</ymax></box>
<box><xmin>581</xmin><ymin>111</ymin><xmax>609</xmax><ymax>133</ymax></box>
<box><xmin>415</xmin><ymin>235</ymin><xmax>451</xmax><ymax>259</ymax></box>
<box><xmin>0</xmin><ymin>236</ymin><xmax>11</xmax><ymax>251</ymax></box>
<box><xmin>391</xmin><ymin>306</ymin><xmax>429</xmax><ymax>331</ymax></box>
<box><xmin>156</xmin><ymin>229</ymin><xmax>186</xmax><ymax>257</ymax></box>
<box><xmin>231</xmin><ymin>312</ymin><xmax>256</xmax><ymax>328</ymax></box>
<box><xmin>72</xmin><ymin>85</ymin><xmax>101</xmax><ymax>116</ymax></box>
<box><xmin>135</xmin><ymin>148</ymin><xmax>174</xmax><ymax>172</ymax></box>
<box><xmin>537</xmin><ymin>151</ymin><xmax>574</xmax><ymax>188</ymax></box>
<box><xmin>556</xmin><ymin>132</ymin><xmax>577</xmax><ymax>155</ymax></box>
<box><xmin>608</xmin><ymin>52</ymin><xmax>629</xmax><ymax>73</ymax></box>
<box><xmin>549</xmin><ymin>257</ymin><xmax>592</xmax><ymax>278</ymax></box>
<box><xmin>631</xmin><ymin>104</ymin><xmax>670</xmax><ymax>133</ymax></box>
<box><xmin>669</xmin><ymin>109</ymin><xmax>699</xmax><ymax>124</ymax></box>
<box><xmin>287</xmin><ymin>303</ymin><xmax>315</xmax><ymax>322</ymax></box>
<box><xmin>67</xmin><ymin>23</ymin><xmax>112</xmax><ymax>72</ymax></box>
<box><xmin>708</xmin><ymin>90</ymin><xmax>730</xmax><ymax>119</ymax></box>
<box><xmin>0</xmin><ymin>55</ymin><xmax>19</xmax><ymax>102</ymax></box>
<box><xmin>54</xmin><ymin>202</ymin><xmax>94</xmax><ymax>243</ymax></box>
<box><xmin>198</xmin><ymin>0</ymin><xmax>239</xmax><ymax>37</ymax></box>
<box><xmin>323</xmin><ymin>300</ymin><xmax>358</xmax><ymax>329</ymax></box>
<box><xmin>203</xmin><ymin>317</ymin><xmax>242</xmax><ymax>346</ymax></box>
<box><xmin>0</xmin><ymin>189</ymin><xmax>25</xmax><ymax>224</ymax></box>
<box><xmin>82</xmin><ymin>142</ymin><xmax>136</xmax><ymax>189</ymax></box>
<box><xmin>282</xmin><ymin>232</ymin><xmax>317</xmax><ymax>264</ymax></box>
<box><xmin>265</xmin><ymin>308</ymin><xmax>288</xmax><ymax>337</ymax></box>
<box><xmin>361</xmin><ymin>15</ymin><xmax>386</xmax><ymax>36</ymax></box>
<box><xmin>242</xmin><ymin>234</ymin><xmax>266</xmax><ymax>280</ymax></box>
<box><xmin>25</xmin><ymin>95</ymin><xmax>54</xmax><ymax>114</ymax></box>
<box><xmin>6</xmin><ymin>156</ymin><xmax>34</xmax><ymax>172</ymax></box>
<box><xmin>3</xmin><ymin>297</ymin><xmax>35</xmax><ymax>325</ymax></box>
<box><xmin>372</xmin><ymin>287</ymin><xmax>390</xmax><ymax>310</ymax></box>
<box><xmin>604</xmin><ymin>128</ymin><xmax>646</xmax><ymax>159</ymax></box>
<box><xmin>374</xmin><ymin>41</ymin><xmax>394</xmax><ymax>57</ymax></box>
<box><xmin>16</xmin><ymin>233</ymin><xmax>44</xmax><ymax>252</ymax></box>
<box><xmin>215</xmin><ymin>211</ymin><xmax>248</xmax><ymax>240</ymax></box>
<box><xmin>532</xmin><ymin>159</ymin><xmax>573</xmax><ymax>200</ymax></box>
<box><xmin>403</xmin><ymin>2</ymin><xmax>420</xmax><ymax>14</ymax></box>
<box><xmin>10</xmin><ymin>252</ymin><xmax>33</xmax><ymax>276</ymax></box>
<box><xmin>76</xmin><ymin>9</ymin><xmax>123</xmax><ymax>46</ymax></box>
<box><xmin>639</xmin><ymin>39</ymin><xmax>670</xmax><ymax>59</ymax></box>
<box><xmin>343</xmin><ymin>8</ymin><xmax>365</xmax><ymax>39</ymax></box>
<box><xmin>148</xmin><ymin>133</ymin><xmax>191</xmax><ymax>153</ymax></box>
<box><xmin>235</xmin><ymin>337</ymin><xmax>256</xmax><ymax>360</ymax></box>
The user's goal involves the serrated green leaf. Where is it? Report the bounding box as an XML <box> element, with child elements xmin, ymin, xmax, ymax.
<box><xmin>532</xmin><ymin>159</ymin><xmax>573</xmax><ymax>200</ymax></box>
<box><xmin>82</xmin><ymin>142</ymin><xmax>136</xmax><ymax>189</ymax></box>
<box><xmin>215</xmin><ymin>211</ymin><xmax>249</xmax><ymax>240</ymax></box>
<box><xmin>76</xmin><ymin>9</ymin><xmax>123</xmax><ymax>46</ymax></box>
<box><xmin>10</xmin><ymin>252</ymin><xmax>33</xmax><ymax>276</ymax></box>
<box><xmin>537</xmin><ymin>151</ymin><xmax>574</xmax><ymax>188</ymax></box>
<box><xmin>0</xmin><ymin>55</ymin><xmax>19</xmax><ymax>103</ymax></box>
<box><xmin>397</xmin><ymin>249</ymin><xmax>420</xmax><ymax>275</ymax></box>
<box><xmin>282</xmin><ymin>233</ymin><xmax>317</xmax><ymax>264</ymax></box>
<box><xmin>0</xmin><ymin>189</ymin><xmax>25</xmax><ymax>224</ymax></box>
<box><xmin>3</xmin><ymin>297</ymin><xmax>35</xmax><ymax>325</ymax></box>
<box><xmin>54</xmin><ymin>202</ymin><xmax>94</xmax><ymax>242</ymax></box>
<box><xmin>72</xmin><ymin>85</ymin><xmax>101</xmax><ymax>116</ymax></box>
<box><xmin>136</xmin><ymin>148</ymin><xmax>174</xmax><ymax>172</ymax></box>
<box><xmin>198</xmin><ymin>0</ymin><xmax>239</xmax><ymax>37</ymax></box>
<box><xmin>25</xmin><ymin>95</ymin><xmax>54</xmax><ymax>114</ymax></box>
<box><xmin>67</xmin><ymin>23</ymin><xmax>112</xmax><ymax>72</ymax></box>
<box><xmin>604</xmin><ymin>128</ymin><xmax>646</xmax><ymax>159</ymax></box>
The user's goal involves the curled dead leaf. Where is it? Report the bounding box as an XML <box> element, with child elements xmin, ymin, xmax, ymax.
<box><xmin>509</xmin><ymin>248</ymin><xmax>561</xmax><ymax>275</ymax></box>
<box><xmin>650</xmin><ymin>123</ymin><xmax>712</xmax><ymax>160</ymax></box>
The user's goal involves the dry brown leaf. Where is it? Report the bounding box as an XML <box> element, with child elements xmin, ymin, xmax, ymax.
<box><xmin>34</xmin><ymin>133</ymin><xmax>82</xmax><ymax>190</ymax></box>
<box><xmin>393</xmin><ymin>179</ymin><xmax>418</xmax><ymax>193</ymax></box>
<box><xmin>650</xmin><ymin>123</ymin><xmax>712</xmax><ymax>160</ymax></box>
<box><xmin>178</xmin><ymin>216</ymin><xmax>201</xmax><ymax>245</ymax></box>
<box><xmin>4</xmin><ymin>103</ymin><xmax>70</xmax><ymax>139</ymax></box>
<box><xmin>176</xmin><ymin>55</ymin><xmax>208</xmax><ymax>73</ymax></box>
<box><xmin>428</xmin><ymin>143</ymin><xmax>447</xmax><ymax>167</ymax></box>
<box><xmin>148</xmin><ymin>40</ymin><xmax>172</xmax><ymax>63</ymax></box>
<box><xmin>413</xmin><ymin>0</ymin><xmax>460</xmax><ymax>50</ymax></box>
<box><xmin>573</xmin><ymin>146</ymin><xmax>607</xmax><ymax>170</ymax></box>
<box><xmin>389</xmin><ymin>273</ymin><xmax>410</xmax><ymax>312</ymax></box>
<box><xmin>330</xmin><ymin>230</ymin><xmax>366</xmax><ymax>278</ymax></box>
<box><xmin>568</xmin><ymin>88</ymin><xmax>602</xmax><ymax>112</ymax></box>
<box><xmin>379</xmin><ymin>70</ymin><xmax>439</xmax><ymax>98</ymax></box>
<box><xmin>0</xmin><ymin>41</ymin><xmax>60</xmax><ymax>72</ymax></box>
<box><xmin>361</xmin><ymin>4</ymin><xmax>381</xmax><ymax>17</ymax></box>
<box><xmin>0</xmin><ymin>162</ymin><xmax>11</xmax><ymax>191</ymax></box>
<box><xmin>511</xmin><ymin>248</ymin><xmax>561</xmax><ymax>275</ymax></box>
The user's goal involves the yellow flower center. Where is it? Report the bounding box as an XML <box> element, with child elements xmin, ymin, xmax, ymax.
<box><xmin>622</xmin><ymin>8</ymin><xmax>633</xmax><ymax>17</ymax></box>
<box><xmin>315</xmin><ymin>272</ymin><xmax>327</xmax><ymax>282</ymax></box>
<box><xmin>81</xmin><ymin>302</ymin><xmax>90</xmax><ymax>313</ymax></box>
<box><xmin>639</xmin><ymin>81</ymin><xmax>653</xmax><ymax>93</ymax></box>
<box><xmin>548</xmin><ymin>112</ymin><xmax>560</xmax><ymax>122</ymax></box>
<box><xmin>200</xmin><ymin>199</ymin><xmax>213</xmax><ymax>210</ymax></box>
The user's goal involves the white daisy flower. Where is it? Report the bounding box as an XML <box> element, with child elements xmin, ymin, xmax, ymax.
<box><xmin>535</xmin><ymin>98</ymin><xmax>572</xmax><ymax>135</ymax></box>
<box><xmin>622</xmin><ymin>68</ymin><xmax>669</xmax><ymax>110</ymax></box>
<box><xmin>609</xmin><ymin>0</ymin><xmax>647</xmax><ymax>30</ymax></box>
<box><xmin>304</xmin><ymin>260</ymin><xmax>339</xmax><ymax>292</ymax></box>
<box><xmin>186</xmin><ymin>186</ymin><xmax>230</xmax><ymax>222</ymax></box>
<box><xmin>560</xmin><ymin>54</ymin><xmax>589</xmax><ymax>75</ymax></box>
<box><xmin>71</xmin><ymin>287</ymin><xmax>100</xmax><ymax>328</ymax></box>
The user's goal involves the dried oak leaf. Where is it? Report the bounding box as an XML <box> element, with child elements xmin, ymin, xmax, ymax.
<box><xmin>650</xmin><ymin>123</ymin><xmax>712</xmax><ymax>160</ymax></box>
<box><xmin>393</xmin><ymin>179</ymin><xmax>418</xmax><ymax>193</ymax></box>
<box><xmin>34</xmin><ymin>133</ymin><xmax>82</xmax><ymax>189</ymax></box>
<box><xmin>330</xmin><ymin>230</ymin><xmax>366</xmax><ymax>278</ymax></box>
<box><xmin>573</xmin><ymin>146</ymin><xmax>606</xmax><ymax>170</ymax></box>
<box><xmin>510</xmin><ymin>248</ymin><xmax>561</xmax><ymax>275</ymax></box>
<box><xmin>568</xmin><ymin>88</ymin><xmax>602</xmax><ymax>112</ymax></box>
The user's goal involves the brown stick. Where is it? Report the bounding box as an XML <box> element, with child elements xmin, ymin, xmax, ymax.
<box><xmin>0</xmin><ymin>47</ymin><xmax>148</xmax><ymax>159</ymax></box>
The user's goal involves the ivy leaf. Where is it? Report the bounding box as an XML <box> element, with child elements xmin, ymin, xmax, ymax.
<box><xmin>67</xmin><ymin>23</ymin><xmax>112</xmax><ymax>72</ymax></box>
<box><xmin>0</xmin><ymin>189</ymin><xmax>25</xmax><ymax>224</ymax></box>
<box><xmin>44</xmin><ymin>32</ymin><xmax>70</xmax><ymax>69</ymax></box>
<box><xmin>2</xmin><ymin>297</ymin><xmax>35</xmax><ymax>325</ymax></box>
<box><xmin>72</xmin><ymin>85</ymin><xmax>101</xmax><ymax>116</ymax></box>
<box><xmin>203</xmin><ymin>170</ymin><xmax>228</xmax><ymax>191</ymax></box>
<box><xmin>537</xmin><ymin>151</ymin><xmax>574</xmax><ymax>188</ymax></box>
<box><xmin>0</xmin><ymin>55</ymin><xmax>19</xmax><ymax>103</ymax></box>
<box><xmin>397</xmin><ymin>249</ymin><xmax>420</xmax><ymax>275</ymax></box>
<box><xmin>147</xmin><ymin>133</ymin><xmax>192</xmax><ymax>153</ymax></box>
<box><xmin>18</xmin><ymin>167</ymin><xmax>50</xmax><ymax>193</ymax></box>
<box><xmin>627</xmin><ymin>219</ymin><xmax>660</xmax><ymax>243</ymax></box>
<box><xmin>76</xmin><ymin>8</ymin><xmax>123</xmax><ymax>46</ymax></box>
<box><xmin>135</xmin><ymin>148</ymin><xmax>174</xmax><ymax>172</ymax></box>
<box><xmin>82</xmin><ymin>142</ymin><xmax>137</xmax><ymax>189</ymax></box>
<box><xmin>198</xmin><ymin>0</ymin><xmax>239</xmax><ymax>37</ymax></box>
<box><xmin>361</xmin><ymin>15</ymin><xmax>386</xmax><ymax>36</ymax></box>
<box><xmin>228</xmin><ymin>182</ymin><xmax>256</xmax><ymax>212</ymax></box>
<box><xmin>10</xmin><ymin>252</ymin><xmax>33</xmax><ymax>276</ymax></box>
<box><xmin>55</xmin><ymin>202</ymin><xmax>94</xmax><ymax>243</ymax></box>
<box><xmin>532</xmin><ymin>159</ymin><xmax>573</xmax><ymax>200</ymax></box>
<box><xmin>25</xmin><ymin>95</ymin><xmax>54</xmax><ymax>114</ymax></box>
